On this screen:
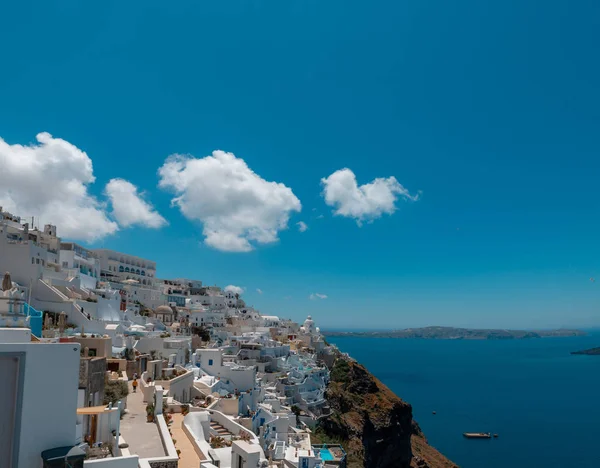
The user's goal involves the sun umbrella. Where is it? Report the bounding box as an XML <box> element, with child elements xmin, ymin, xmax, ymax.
<box><xmin>2</xmin><ymin>271</ymin><xmax>12</xmax><ymax>291</ymax></box>
<box><xmin>58</xmin><ymin>312</ymin><xmax>66</xmax><ymax>334</ymax></box>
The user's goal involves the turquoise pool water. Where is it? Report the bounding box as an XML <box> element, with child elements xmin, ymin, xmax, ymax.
<box><xmin>320</xmin><ymin>449</ymin><xmax>334</xmax><ymax>461</ymax></box>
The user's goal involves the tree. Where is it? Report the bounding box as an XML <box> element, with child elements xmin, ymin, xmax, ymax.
<box><xmin>191</xmin><ymin>325</ymin><xmax>211</xmax><ymax>342</ymax></box>
<box><xmin>104</xmin><ymin>380</ymin><xmax>129</xmax><ymax>406</ymax></box>
<box><xmin>291</xmin><ymin>405</ymin><xmax>302</xmax><ymax>427</ymax></box>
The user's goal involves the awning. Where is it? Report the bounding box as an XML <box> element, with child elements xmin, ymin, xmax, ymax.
<box><xmin>77</xmin><ymin>405</ymin><xmax>110</xmax><ymax>415</ymax></box>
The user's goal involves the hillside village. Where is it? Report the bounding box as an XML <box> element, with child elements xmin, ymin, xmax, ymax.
<box><xmin>0</xmin><ymin>207</ymin><xmax>348</xmax><ymax>468</ymax></box>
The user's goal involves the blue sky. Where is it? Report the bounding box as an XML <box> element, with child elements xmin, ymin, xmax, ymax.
<box><xmin>1</xmin><ymin>0</ymin><xmax>599</xmax><ymax>329</ymax></box>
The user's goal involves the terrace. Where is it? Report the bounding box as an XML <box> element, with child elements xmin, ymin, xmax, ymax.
<box><xmin>312</xmin><ymin>444</ymin><xmax>347</xmax><ymax>465</ymax></box>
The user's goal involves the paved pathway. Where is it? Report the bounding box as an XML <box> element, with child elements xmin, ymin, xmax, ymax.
<box><xmin>120</xmin><ymin>382</ymin><xmax>166</xmax><ymax>458</ymax></box>
<box><xmin>171</xmin><ymin>413</ymin><xmax>204</xmax><ymax>467</ymax></box>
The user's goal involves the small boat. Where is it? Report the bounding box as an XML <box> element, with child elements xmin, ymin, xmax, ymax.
<box><xmin>493</xmin><ymin>434</ymin><xmax>499</xmax><ymax>438</ymax></box>
<box><xmin>463</xmin><ymin>432</ymin><xmax>492</xmax><ymax>439</ymax></box>
<box><xmin>432</xmin><ymin>411</ymin><xmax>436</xmax><ymax>415</ymax></box>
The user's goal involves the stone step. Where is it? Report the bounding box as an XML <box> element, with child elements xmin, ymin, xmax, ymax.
<box><xmin>210</xmin><ymin>422</ymin><xmax>232</xmax><ymax>435</ymax></box>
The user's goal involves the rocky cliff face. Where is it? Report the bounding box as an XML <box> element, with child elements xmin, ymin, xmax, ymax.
<box><xmin>317</xmin><ymin>358</ymin><xmax>457</xmax><ymax>468</ymax></box>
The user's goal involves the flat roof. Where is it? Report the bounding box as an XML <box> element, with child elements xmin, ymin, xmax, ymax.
<box><xmin>233</xmin><ymin>440</ymin><xmax>262</xmax><ymax>453</ymax></box>
<box><xmin>77</xmin><ymin>405</ymin><xmax>112</xmax><ymax>415</ymax></box>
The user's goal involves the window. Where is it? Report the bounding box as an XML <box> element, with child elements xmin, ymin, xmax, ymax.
<box><xmin>32</xmin><ymin>257</ymin><xmax>35</xmax><ymax>264</ymax></box>
<box><xmin>62</xmin><ymin>261</ymin><xmax>68</xmax><ymax>268</ymax></box>
<box><xmin>208</xmin><ymin>359</ymin><xmax>213</xmax><ymax>366</ymax></box>
<box><xmin>36</xmin><ymin>258</ymin><xmax>40</xmax><ymax>264</ymax></box>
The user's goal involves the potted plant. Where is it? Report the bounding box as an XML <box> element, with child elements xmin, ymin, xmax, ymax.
<box><xmin>146</xmin><ymin>403</ymin><xmax>155</xmax><ymax>422</ymax></box>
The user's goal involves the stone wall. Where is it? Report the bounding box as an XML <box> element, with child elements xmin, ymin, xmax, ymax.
<box><xmin>126</xmin><ymin>359</ymin><xmax>140</xmax><ymax>379</ymax></box>
<box><xmin>79</xmin><ymin>357</ymin><xmax>107</xmax><ymax>393</ymax></box>
<box><xmin>147</xmin><ymin>461</ymin><xmax>177</xmax><ymax>468</ymax></box>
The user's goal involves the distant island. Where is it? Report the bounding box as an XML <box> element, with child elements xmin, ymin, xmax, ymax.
<box><xmin>571</xmin><ymin>347</ymin><xmax>600</xmax><ymax>355</ymax></box>
<box><xmin>324</xmin><ymin>326</ymin><xmax>586</xmax><ymax>340</ymax></box>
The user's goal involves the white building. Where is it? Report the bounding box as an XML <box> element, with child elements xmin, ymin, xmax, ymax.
<box><xmin>93</xmin><ymin>248</ymin><xmax>157</xmax><ymax>288</ymax></box>
<box><xmin>59</xmin><ymin>242</ymin><xmax>100</xmax><ymax>290</ymax></box>
<box><xmin>0</xmin><ymin>327</ymin><xmax>81</xmax><ymax>468</ymax></box>
<box><xmin>188</xmin><ymin>307</ymin><xmax>226</xmax><ymax>328</ymax></box>
<box><xmin>0</xmin><ymin>209</ymin><xmax>60</xmax><ymax>288</ymax></box>
<box><xmin>124</xmin><ymin>282</ymin><xmax>167</xmax><ymax>311</ymax></box>
<box><xmin>261</xmin><ymin>315</ymin><xmax>281</xmax><ymax>328</ymax></box>
<box><xmin>194</xmin><ymin>348</ymin><xmax>256</xmax><ymax>392</ymax></box>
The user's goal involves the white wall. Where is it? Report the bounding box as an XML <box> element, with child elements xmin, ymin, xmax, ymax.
<box><xmin>183</xmin><ymin>411</ymin><xmax>213</xmax><ymax>459</ymax></box>
<box><xmin>0</xmin><ymin>339</ymin><xmax>80</xmax><ymax>468</ymax></box>
<box><xmin>0</xmin><ymin>238</ymin><xmax>44</xmax><ymax>287</ymax></box>
<box><xmin>78</xmin><ymin>273</ymin><xmax>98</xmax><ymax>291</ymax></box>
<box><xmin>231</xmin><ymin>441</ymin><xmax>262</xmax><ymax>468</ymax></box>
<box><xmin>196</xmin><ymin>349</ymin><xmax>256</xmax><ymax>392</ymax></box>
<box><xmin>84</xmin><ymin>455</ymin><xmax>139</xmax><ymax>467</ymax></box>
<box><xmin>0</xmin><ymin>328</ymin><xmax>32</xmax><ymax>343</ymax></box>
<box><xmin>211</xmin><ymin>397</ymin><xmax>239</xmax><ymax>416</ymax></box>
<box><xmin>168</xmin><ymin>368</ymin><xmax>194</xmax><ymax>403</ymax></box>
<box><xmin>135</xmin><ymin>336</ymin><xmax>163</xmax><ymax>353</ymax></box>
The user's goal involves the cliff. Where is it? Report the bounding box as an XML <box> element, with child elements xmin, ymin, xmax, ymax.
<box><xmin>316</xmin><ymin>357</ymin><xmax>457</xmax><ymax>468</ymax></box>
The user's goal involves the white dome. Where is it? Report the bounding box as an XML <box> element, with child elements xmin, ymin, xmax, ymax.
<box><xmin>303</xmin><ymin>315</ymin><xmax>315</xmax><ymax>332</ymax></box>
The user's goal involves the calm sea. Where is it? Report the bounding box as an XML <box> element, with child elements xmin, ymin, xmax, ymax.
<box><xmin>327</xmin><ymin>331</ymin><xmax>600</xmax><ymax>468</ymax></box>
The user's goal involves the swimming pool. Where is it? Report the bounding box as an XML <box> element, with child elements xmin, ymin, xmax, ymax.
<box><xmin>319</xmin><ymin>449</ymin><xmax>334</xmax><ymax>461</ymax></box>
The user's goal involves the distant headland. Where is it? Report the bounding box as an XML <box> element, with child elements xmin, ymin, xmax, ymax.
<box><xmin>571</xmin><ymin>347</ymin><xmax>600</xmax><ymax>355</ymax></box>
<box><xmin>324</xmin><ymin>326</ymin><xmax>586</xmax><ymax>340</ymax></box>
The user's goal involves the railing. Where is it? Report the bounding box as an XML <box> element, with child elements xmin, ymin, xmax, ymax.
<box><xmin>24</xmin><ymin>303</ymin><xmax>42</xmax><ymax>337</ymax></box>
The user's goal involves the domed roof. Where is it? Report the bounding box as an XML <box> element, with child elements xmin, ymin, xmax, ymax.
<box><xmin>155</xmin><ymin>305</ymin><xmax>173</xmax><ymax>314</ymax></box>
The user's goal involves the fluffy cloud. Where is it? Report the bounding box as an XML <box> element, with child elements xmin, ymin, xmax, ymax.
<box><xmin>256</xmin><ymin>288</ymin><xmax>263</xmax><ymax>294</ymax></box>
<box><xmin>296</xmin><ymin>221</ymin><xmax>308</xmax><ymax>232</ymax></box>
<box><xmin>158</xmin><ymin>151</ymin><xmax>301</xmax><ymax>252</ymax></box>
<box><xmin>105</xmin><ymin>178</ymin><xmax>166</xmax><ymax>228</ymax></box>
<box><xmin>309</xmin><ymin>293</ymin><xmax>328</xmax><ymax>300</ymax></box>
<box><xmin>0</xmin><ymin>132</ymin><xmax>118</xmax><ymax>242</ymax></box>
<box><xmin>321</xmin><ymin>168</ymin><xmax>418</xmax><ymax>224</ymax></box>
<box><xmin>224</xmin><ymin>285</ymin><xmax>244</xmax><ymax>295</ymax></box>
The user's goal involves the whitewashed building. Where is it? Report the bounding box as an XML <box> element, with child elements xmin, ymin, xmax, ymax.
<box><xmin>93</xmin><ymin>248</ymin><xmax>157</xmax><ymax>288</ymax></box>
<box><xmin>0</xmin><ymin>327</ymin><xmax>81</xmax><ymax>468</ymax></box>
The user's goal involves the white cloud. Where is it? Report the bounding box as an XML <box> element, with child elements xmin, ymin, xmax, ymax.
<box><xmin>309</xmin><ymin>293</ymin><xmax>328</xmax><ymax>300</ymax></box>
<box><xmin>0</xmin><ymin>132</ymin><xmax>118</xmax><ymax>242</ymax></box>
<box><xmin>158</xmin><ymin>151</ymin><xmax>301</xmax><ymax>252</ymax></box>
<box><xmin>296</xmin><ymin>221</ymin><xmax>308</xmax><ymax>232</ymax></box>
<box><xmin>256</xmin><ymin>288</ymin><xmax>263</xmax><ymax>294</ymax></box>
<box><xmin>105</xmin><ymin>178</ymin><xmax>167</xmax><ymax>228</ymax></box>
<box><xmin>224</xmin><ymin>285</ymin><xmax>244</xmax><ymax>295</ymax></box>
<box><xmin>321</xmin><ymin>168</ymin><xmax>418</xmax><ymax>224</ymax></box>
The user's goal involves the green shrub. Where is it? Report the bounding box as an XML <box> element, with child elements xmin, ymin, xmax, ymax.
<box><xmin>330</xmin><ymin>358</ymin><xmax>351</xmax><ymax>384</ymax></box>
<box><xmin>104</xmin><ymin>380</ymin><xmax>129</xmax><ymax>405</ymax></box>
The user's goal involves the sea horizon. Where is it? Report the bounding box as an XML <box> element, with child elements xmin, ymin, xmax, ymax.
<box><xmin>322</xmin><ymin>326</ymin><xmax>600</xmax><ymax>333</ymax></box>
